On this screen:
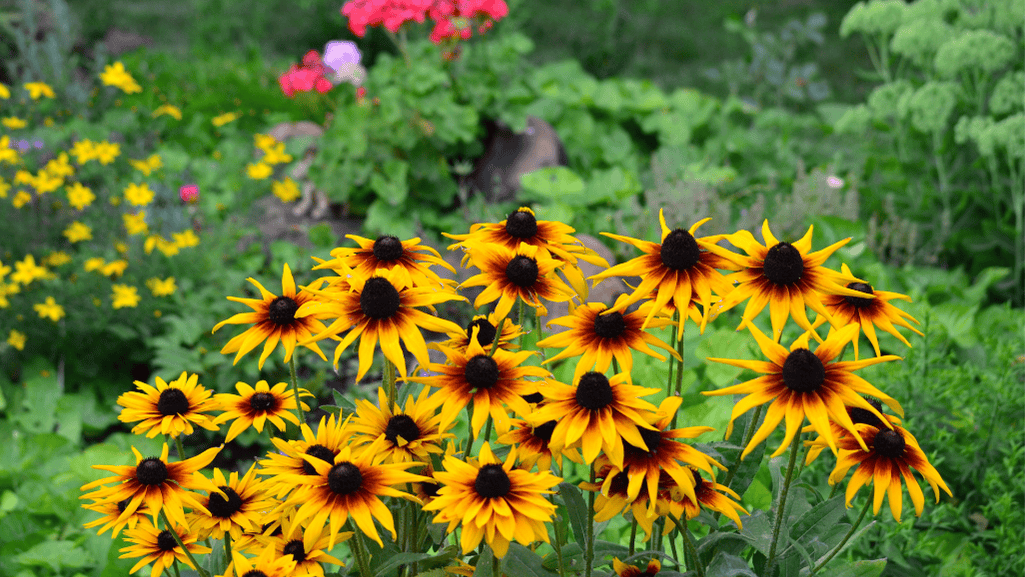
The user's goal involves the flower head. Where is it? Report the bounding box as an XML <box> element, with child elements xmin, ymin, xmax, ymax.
<box><xmin>100</xmin><ymin>62</ymin><xmax>142</xmax><ymax>93</ymax></box>
<box><xmin>117</xmin><ymin>372</ymin><xmax>220</xmax><ymax>438</ymax></box>
<box><xmin>118</xmin><ymin>520</ymin><xmax>211</xmax><ymax>577</ymax></box>
<box><xmin>213</xmin><ymin>380</ymin><xmax>313</xmax><ymax>442</ymax></box>
<box><xmin>24</xmin><ymin>81</ymin><xmax>55</xmax><ymax>99</ymax></box>
<box><xmin>315</xmin><ymin>234</ymin><xmax>455</xmax><ymax>289</ymax></box>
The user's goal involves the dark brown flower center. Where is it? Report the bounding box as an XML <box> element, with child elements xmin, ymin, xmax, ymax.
<box><xmin>660</xmin><ymin>229</ymin><xmax>700</xmax><ymax>271</ymax></box>
<box><xmin>303</xmin><ymin>444</ymin><xmax>336</xmax><ymax>475</ymax></box>
<box><xmin>136</xmin><ymin>458</ymin><xmax>168</xmax><ymax>485</ymax></box>
<box><xmin>593</xmin><ymin>310</ymin><xmax>626</xmax><ymax>339</ymax></box>
<box><xmin>249</xmin><ymin>392</ymin><xmax>277</xmax><ymax>412</ymax></box>
<box><xmin>521</xmin><ymin>392</ymin><xmax>544</xmax><ymax>404</ymax></box>
<box><xmin>474</xmin><ymin>464</ymin><xmax>511</xmax><ymax>498</ymax></box>
<box><xmin>268</xmin><ymin>296</ymin><xmax>299</xmax><ymax>325</ymax></box>
<box><xmin>156</xmin><ymin>388</ymin><xmax>189</xmax><ymax>416</ymax></box>
<box><xmin>421</xmin><ymin>482</ymin><xmax>441</xmax><ymax>498</ymax></box>
<box><xmin>385</xmin><ymin>414</ymin><xmax>421</xmax><ymax>444</ymax></box>
<box><xmin>372</xmin><ymin>235</ymin><xmax>404</xmax><ymax>261</ymax></box>
<box><xmin>466</xmin><ymin>318</ymin><xmax>497</xmax><ymax>347</ymax></box>
<box><xmin>156</xmin><ymin>530</ymin><xmax>178</xmax><ymax>551</ymax></box>
<box><xmin>848</xmin><ymin>399</ymin><xmax>884</xmax><ymax>429</ymax></box>
<box><xmin>505</xmin><ymin>255</ymin><xmax>538</xmax><ymax>288</ymax></box>
<box><xmin>360</xmin><ymin>277</ymin><xmax>401</xmax><ymax>319</ymax></box>
<box><xmin>575</xmin><ymin>372</ymin><xmax>614</xmax><ymax>410</ymax></box>
<box><xmin>505</xmin><ymin>209</ymin><xmax>538</xmax><ymax>239</ymax></box>
<box><xmin>464</xmin><ymin>354</ymin><xmax>500</xmax><ymax>390</ymax></box>
<box><xmin>874</xmin><ymin>429</ymin><xmax>906</xmax><ymax>459</ymax></box>
<box><xmin>207</xmin><ymin>485</ymin><xmax>243</xmax><ymax>518</ymax></box>
<box><xmin>781</xmin><ymin>348</ymin><xmax>825</xmax><ymax>393</ymax></box>
<box><xmin>690</xmin><ymin>468</ymin><xmax>704</xmax><ymax>489</ymax></box>
<box><xmin>283</xmin><ymin>540</ymin><xmax>307</xmax><ymax>563</ymax></box>
<box><xmin>763</xmin><ymin>242</ymin><xmax>804</xmax><ymax>286</ymax></box>
<box><xmin>117</xmin><ymin>498</ymin><xmax>131</xmax><ymax>513</ymax></box>
<box><xmin>607</xmin><ymin>470</ymin><xmax>630</xmax><ymax>495</ymax></box>
<box><xmin>844</xmin><ymin>282</ymin><xmax>875</xmax><ymax>309</ymax></box>
<box><xmin>242</xmin><ymin>572</ymin><xmax>269</xmax><ymax>577</ymax></box>
<box><xmin>532</xmin><ymin>420</ymin><xmax>558</xmax><ymax>444</ymax></box>
<box><xmin>327</xmin><ymin>462</ymin><xmax>363</xmax><ymax>495</ymax></box>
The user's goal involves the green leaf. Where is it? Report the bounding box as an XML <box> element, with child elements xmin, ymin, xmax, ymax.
<box><xmin>474</xmin><ymin>547</ymin><xmax>495</xmax><ymax>577</ymax></box>
<box><xmin>705</xmin><ymin>551</ymin><xmax>757</xmax><ymax>577</ymax></box>
<box><xmin>789</xmin><ymin>496</ymin><xmax>847</xmax><ymax>548</ymax></box>
<box><xmin>375</xmin><ymin>552</ymin><xmax>438</xmax><ymax>577</ymax></box>
<box><xmin>736</xmin><ymin>510</ymin><xmax>773</xmax><ymax>555</ymax></box>
<box><xmin>308</xmin><ymin>223</ymin><xmax>335</xmax><ymax>249</ymax></box>
<box><xmin>502</xmin><ymin>543</ymin><xmax>560</xmax><ymax>577</ymax></box>
<box><xmin>15</xmin><ymin>540</ymin><xmax>94</xmax><ymax>572</ymax></box>
<box><xmin>825</xmin><ymin>558</ymin><xmax>887</xmax><ymax>577</ymax></box>
<box><xmin>519</xmin><ymin>167</ymin><xmax>586</xmax><ymax>204</ymax></box>
<box><xmin>14</xmin><ymin>365</ymin><xmax>60</xmax><ymax>434</ymax></box>
<box><xmin>370</xmin><ymin>160</ymin><xmax>410</xmax><ymax>206</ymax></box>
<box><xmin>365</xmin><ymin>199</ymin><xmax>416</xmax><ymax>239</ymax></box>
<box><xmin>558</xmin><ymin>482</ymin><xmax>589</xmax><ymax>543</ymax></box>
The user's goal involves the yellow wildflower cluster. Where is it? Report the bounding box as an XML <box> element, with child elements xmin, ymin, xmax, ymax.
<box><xmin>99</xmin><ymin>62</ymin><xmax>142</xmax><ymax>94</ymax></box>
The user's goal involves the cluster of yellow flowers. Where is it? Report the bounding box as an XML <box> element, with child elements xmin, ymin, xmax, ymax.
<box><xmin>247</xmin><ymin>133</ymin><xmax>294</xmax><ymax>181</ymax></box>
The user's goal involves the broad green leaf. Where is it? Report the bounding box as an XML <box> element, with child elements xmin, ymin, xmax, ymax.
<box><xmin>364</xmin><ymin>198</ymin><xmax>416</xmax><ymax>239</ymax></box>
<box><xmin>15</xmin><ymin>540</ymin><xmax>93</xmax><ymax>572</ymax></box>
<box><xmin>519</xmin><ymin>167</ymin><xmax>585</xmax><ymax>204</ymax></box>
<box><xmin>558</xmin><ymin>482</ymin><xmax>589</xmax><ymax>543</ymax></box>
<box><xmin>825</xmin><ymin>558</ymin><xmax>887</xmax><ymax>577</ymax></box>
<box><xmin>502</xmin><ymin>543</ymin><xmax>560</xmax><ymax>577</ymax></box>
<box><xmin>375</xmin><ymin>552</ymin><xmax>438</xmax><ymax>577</ymax></box>
<box><xmin>705</xmin><ymin>551</ymin><xmax>757</xmax><ymax>577</ymax></box>
<box><xmin>474</xmin><ymin>547</ymin><xmax>495</xmax><ymax>577</ymax></box>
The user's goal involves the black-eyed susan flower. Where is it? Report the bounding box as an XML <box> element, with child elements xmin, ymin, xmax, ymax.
<box><xmin>119</xmin><ymin>520</ymin><xmax>211</xmax><ymax>577</ymax></box>
<box><xmin>79</xmin><ymin>443</ymin><xmax>222</xmax><ymax>530</ymax></box>
<box><xmin>279</xmin><ymin>437</ymin><xmax>429</xmax><ymax>548</ymax></box>
<box><xmin>213</xmin><ymin>380</ymin><xmax>313</xmax><ymax>442</ymax></box>
<box><xmin>406</xmin><ymin>337</ymin><xmax>548</xmax><ymax>436</ymax></box>
<box><xmin>436</xmin><ymin>311</ymin><xmax>522</xmax><ymax>353</ymax></box>
<box><xmin>187</xmin><ymin>464</ymin><xmax>277</xmax><ymax>540</ymax></box>
<box><xmin>259</xmin><ymin>413</ymin><xmax>352</xmax><ymax>497</ymax></box>
<box><xmin>529</xmin><ymin>371</ymin><xmax>660</xmax><ymax>468</ymax></box>
<box><xmin>829</xmin><ymin>423</ymin><xmax>952</xmax><ymax>522</ymax></box>
<box><xmin>297</xmin><ymin>266</ymin><xmax>465</xmax><ymax>382</ymax></box>
<box><xmin>803</xmin><ymin>398</ymin><xmax>902</xmax><ymax>466</ymax></box>
<box><xmin>582</xmin><ymin>466</ymin><xmax>663</xmax><ymax>540</ymax></box>
<box><xmin>315</xmin><ymin>234</ymin><xmax>456</xmax><ymax>288</ymax></box>
<box><xmin>497</xmin><ymin>418</ymin><xmax>581</xmax><ymax>472</ymax></box>
<box><xmin>117</xmin><ymin>371</ymin><xmax>220</xmax><ymax>438</ymax></box>
<box><xmin>812</xmin><ymin>263</ymin><xmax>923</xmax><ymax>359</ymax></box>
<box><xmin>212</xmin><ymin>263</ymin><xmax>332</xmax><ymax>370</ymax></box>
<box><xmin>423</xmin><ymin>443</ymin><xmax>560</xmax><ymax>558</ymax></box>
<box><xmin>82</xmin><ymin>497</ymin><xmax>151</xmax><ymax>538</ymax></box>
<box><xmin>714</xmin><ymin>221</ymin><xmax>868</xmax><ymax>341</ymax></box>
<box><xmin>349</xmin><ymin>387</ymin><xmax>453</xmax><ymax>463</ymax></box>
<box><xmin>612</xmin><ymin>557</ymin><xmax>661</xmax><ymax>577</ymax></box>
<box><xmin>444</xmin><ymin>207</ymin><xmax>609</xmax><ymax>297</ymax></box>
<box><xmin>664</xmin><ymin>467</ymin><xmax>747</xmax><ymax>529</ymax></box>
<box><xmin>590</xmin><ymin>210</ymin><xmax>738</xmax><ymax>334</ymax></box>
<box><xmin>704</xmin><ymin>323</ymin><xmax>903</xmax><ymax>459</ymax></box>
<box><xmin>222</xmin><ymin>542</ymin><xmax>297</xmax><ymax>577</ymax></box>
<box><xmin>266</xmin><ymin>510</ymin><xmax>346</xmax><ymax>577</ymax></box>
<box><xmin>536</xmin><ymin>295</ymin><xmax>680</xmax><ymax>383</ymax></box>
<box><xmin>458</xmin><ymin>241</ymin><xmax>576</xmax><ymax>320</ymax></box>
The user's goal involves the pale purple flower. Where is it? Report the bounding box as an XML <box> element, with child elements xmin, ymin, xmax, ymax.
<box><xmin>826</xmin><ymin>175</ymin><xmax>844</xmax><ymax>189</ymax></box>
<box><xmin>323</xmin><ymin>40</ymin><xmax>361</xmax><ymax>71</ymax></box>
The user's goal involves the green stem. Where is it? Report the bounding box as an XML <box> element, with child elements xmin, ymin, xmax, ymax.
<box><xmin>666</xmin><ymin>512</ymin><xmax>704</xmax><ymax>577</ymax></box>
<box><xmin>671</xmin><ymin>317</ymin><xmax>686</xmax><ymax>429</ymax></box>
<box><xmin>766</xmin><ymin>431</ymin><xmax>804</xmax><ymax>574</ymax></box>
<box><xmin>171</xmin><ymin>558</ymin><xmax>181</xmax><ymax>577</ymax></box>
<box><xmin>628</xmin><ymin>520</ymin><xmax>637</xmax><ymax>556</ymax></box>
<box><xmin>829</xmin><ymin>482</ymin><xmax>841</xmax><ymax>500</ymax></box>
<box><xmin>492</xmin><ymin>548</ymin><xmax>503</xmax><ymax>576</ymax></box>
<box><xmin>464</xmin><ymin>404</ymin><xmax>475</xmax><ymax>454</ymax></box>
<box><xmin>482</xmin><ymin>415</ymin><xmax>493</xmax><ymax>445</ymax></box>
<box><xmin>810</xmin><ymin>499</ymin><xmax>872</xmax><ymax>574</ymax></box>
<box><xmin>721</xmin><ymin>404</ymin><xmax>764</xmax><ymax>491</ymax></box>
<box><xmin>550</xmin><ymin>493</ymin><xmax>567</xmax><ymax>577</ymax></box>
<box><xmin>349</xmin><ymin>521</ymin><xmax>374</xmax><ymax>577</ymax></box>
<box><xmin>585</xmin><ymin>464</ymin><xmax>596</xmax><ymax>577</ymax></box>
<box><xmin>224</xmin><ymin>534</ymin><xmax>234</xmax><ymax>577</ymax></box>
<box><xmin>288</xmin><ymin>356</ymin><xmax>305</xmax><ymax>426</ymax></box>
<box><xmin>157</xmin><ymin>509</ymin><xmax>210</xmax><ymax>577</ymax></box>
<box><xmin>384</xmin><ymin>357</ymin><xmax>397</xmax><ymax>413</ymax></box>
<box><xmin>517</xmin><ymin>298</ymin><xmax>526</xmax><ymax>349</ymax></box>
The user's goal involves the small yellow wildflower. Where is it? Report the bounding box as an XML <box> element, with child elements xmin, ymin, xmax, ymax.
<box><xmin>2</xmin><ymin>117</ymin><xmax>27</xmax><ymax>129</ymax></box>
<box><xmin>0</xmin><ymin>83</ymin><xmax>9</xmax><ymax>99</ymax></box>
<box><xmin>0</xmin><ymin>136</ymin><xmax>20</xmax><ymax>164</ymax></box>
<box><xmin>115</xmin><ymin>241</ymin><xmax>128</xmax><ymax>254</ymax></box>
<box><xmin>111</xmin><ymin>284</ymin><xmax>140</xmax><ymax>309</ymax></box>
<box><xmin>0</xmin><ymin>176</ymin><xmax>9</xmax><ymax>198</ymax></box>
<box><xmin>151</xmin><ymin>104</ymin><xmax>182</xmax><ymax>120</ymax></box>
<box><xmin>7</xmin><ymin>329</ymin><xmax>26</xmax><ymax>351</ymax></box>
<box><xmin>123</xmin><ymin>211</ymin><xmax>148</xmax><ymax>235</ymax></box>
<box><xmin>93</xmin><ymin>141</ymin><xmax>120</xmax><ymax>165</ymax></box>
<box><xmin>13</xmin><ymin>171</ymin><xmax>34</xmax><ymax>186</ymax></box>
<box><xmin>34</xmin><ymin>296</ymin><xmax>65</xmax><ymax>321</ymax></box>
<box><xmin>261</xmin><ymin>142</ymin><xmax>293</xmax><ymax>165</ymax></box>
<box><xmin>101</xmin><ymin>260</ymin><xmax>128</xmax><ymax>277</ymax></box>
<box><xmin>172</xmin><ymin>229</ymin><xmax>199</xmax><ymax>248</ymax></box>
<box><xmin>45</xmin><ymin>252</ymin><xmax>71</xmax><ymax>266</ymax></box>
<box><xmin>24</xmin><ymin>81</ymin><xmax>55</xmax><ymax>99</ymax></box>
<box><xmin>99</xmin><ymin>62</ymin><xmax>142</xmax><ymax>94</ymax></box>
<box><xmin>271</xmin><ymin>178</ymin><xmax>301</xmax><ymax>202</ymax></box>
<box><xmin>11</xmin><ymin>255</ymin><xmax>47</xmax><ymax>285</ymax></box>
<box><xmin>69</xmin><ymin>140</ymin><xmax>97</xmax><ymax>164</ymax></box>
<box><xmin>0</xmin><ymin>282</ymin><xmax>19</xmax><ymax>308</ymax></box>
<box><xmin>33</xmin><ymin>172</ymin><xmax>63</xmax><ymax>194</ymax></box>
<box><xmin>246</xmin><ymin>162</ymin><xmax>272</xmax><ymax>180</ymax></box>
<box><xmin>0</xmin><ymin>260</ymin><xmax>9</xmax><ymax>281</ymax></box>
<box><xmin>44</xmin><ymin>153</ymin><xmax>75</xmax><ymax>179</ymax></box>
<box><xmin>66</xmin><ymin>182</ymin><xmax>95</xmax><ymax>210</ymax></box>
<box><xmin>211</xmin><ymin>112</ymin><xmax>239</xmax><ymax>127</ymax></box>
<box><xmin>84</xmin><ymin>257</ymin><xmax>106</xmax><ymax>272</ymax></box>
<box><xmin>124</xmin><ymin>182</ymin><xmax>155</xmax><ymax>206</ymax></box>
<box><xmin>128</xmin><ymin>154</ymin><xmax>163</xmax><ymax>176</ymax></box>
<box><xmin>63</xmin><ymin>221</ymin><xmax>92</xmax><ymax>243</ymax></box>
<box><xmin>12</xmin><ymin>190</ymin><xmax>32</xmax><ymax>208</ymax></box>
<box><xmin>254</xmin><ymin>133</ymin><xmax>277</xmax><ymax>150</ymax></box>
<box><xmin>146</xmin><ymin>276</ymin><xmax>177</xmax><ymax>297</ymax></box>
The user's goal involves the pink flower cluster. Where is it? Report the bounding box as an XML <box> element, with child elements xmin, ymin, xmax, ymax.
<box><xmin>341</xmin><ymin>0</ymin><xmax>508</xmax><ymax>44</ymax></box>
<box><xmin>279</xmin><ymin>51</ymin><xmax>333</xmax><ymax>98</ymax></box>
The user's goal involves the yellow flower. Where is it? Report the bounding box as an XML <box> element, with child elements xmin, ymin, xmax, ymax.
<box><xmin>112</xmin><ymin>284</ymin><xmax>141</xmax><ymax>309</ymax></box>
<box><xmin>12</xmin><ymin>190</ymin><xmax>32</xmax><ymax>208</ymax></box>
<box><xmin>123</xmin><ymin>212</ymin><xmax>148</xmax><ymax>235</ymax></box>
<box><xmin>34</xmin><ymin>296</ymin><xmax>65</xmax><ymax>321</ymax></box>
<box><xmin>45</xmin><ymin>252</ymin><xmax>71</xmax><ymax>266</ymax></box>
<box><xmin>2</xmin><ymin>117</ymin><xmax>27</xmax><ymax>129</ymax></box>
<box><xmin>93</xmin><ymin>141</ymin><xmax>120</xmax><ymax>165</ymax></box>
<box><xmin>124</xmin><ymin>182</ymin><xmax>155</xmax><ymax>206</ymax></box>
<box><xmin>151</xmin><ymin>104</ymin><xmax>182</xmax><ymax>120</ymax></box>
<box><xmin>146</xmin><ymin>277</ymin><xmax>177</xmax><ymax>297</ymax></box>
<box><xmin>0</xmin><ymin>282</ymin><xmax>18</xmax><ymax>308</ymax></box>
<box><xmin>211</xmin><ymin>112</ymin><xmax>239</xmax><ymax>127</ymax></box>
<box><xmin>246</xmin><ymin>162</ymin><xmax>272</xmax><ymax>180</ymax></box>
<box><xmin>172</xmin><ymin>230</ymin><xmax>199</xmax><ymax>248</ymax></box>
<box><xmin>7</xmin><ymin>329</ymin><xmax>26</xmax><ymax>351</ymax></box>
<box><xmin>13</xmin><ymin>170</ymin><xmax>33</xmax><ymax>186</ymax></box>
<box><xmin>44</xmin><ymin>153</ymin><xmax>75</xmax><ymax>179</ymax></box>
<box><xmin>0</xmin><ymin>260</ymin><xmax>10</xmax><ymax>281</ymax></box>
<box><xmin>63</xmin><ymin>221</ymin><xmax>93</xmax><ymax>243</ymax></box>
<box><xmin>84</xmin><ymin>257</ymin><xmax>106</xmax><ymax>272</ymax></box>
<box><xmin>0</xmin><ymin>83</ymin><xmax>9</xmax><ymax>99</ymax></box>
<box><xmin>0</xmin><ymin>136</ymin><xmax>20</xmax><ymax>165</ymax></box>
<box><xmin>115</xmin><ymin>241</ymin><xmax>128</xmax><ymax>254</ymax></box>
<box><xmin>24</xmin><ymin>81</ymin><xmax>55</xmax><ymax>99</ymax></box>
<box><xmin>70</xmin><ymin>140</ymin><xmax>98</xmax><ymax>164</ymax></box>
<box><xmin>253</xmin><ymin>133</ymin><xmax>277</xmax><ymax>151</ymax></box>
<box><xmin>99</xmin><ymin>62</ymin><xmax>142</xmax><ymax>94</ymax></box>
<box><xmin>33</xmin><ymin>172</ymin><xmax>64</xmax><ymax>194</ymax></box>
<box><xmin>157</xmin><ymin>239</ymin><xmax>180</xmax><ymax>257</ymax></box>
<box><xmin>102</xmin><ymin>260</ymin><xmax>129</xmax><ymax>277</ymax></box>
<box><xmin>271</xmin><ymin>178</ymin><xmax>300</xmax><ymax>202</ymax></box>
<box><xmin>11</xmin><ymin>255</ymin><xmax>48</xmax><ymax>285</ymax></box>
<box><xmin>0</xmin><ymin>177</ymin><xmax>8</xmax><ymax>199</ymax></box>
<box><xmin>66</xmin><ymin>182</ymin><xmax>95</xmax><ymax>210</ymax></box>
<box><xmin>261</xmin><ymin>142</ymin><xmax>292</xmax><ymax>165</ymax></box>
<box><xmin>128</xmin><ymin>154</ymin><xmax>163</xmax><ymax>176</ymax></box>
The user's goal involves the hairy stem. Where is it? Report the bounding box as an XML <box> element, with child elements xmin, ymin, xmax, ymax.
<box><xmin>766</xmin><ymin>431</ymin><xmax>804</xmax><ymax>573</ymax></box>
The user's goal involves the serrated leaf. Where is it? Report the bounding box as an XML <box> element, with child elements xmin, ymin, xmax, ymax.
<box><xmin>15</xmin><ymin>540</ymin><xmax>93</xmax><ymax>572</ymax></box>
<box><xmin>705</xmin><ymin>551</ymin><xmax>757</xmax><ymax>577</ymax></box>
<box><xmin>502</xmin><ymin>543</ymin><xmax>560</xmax><ymax>577</ymax></box>
<box><xmin>789</xmin><ymin>496</ymin><xmax>847</xmax><ymax>549</ymax></box>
